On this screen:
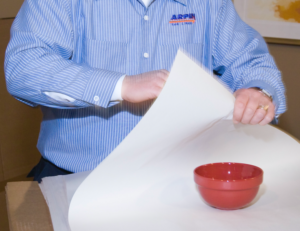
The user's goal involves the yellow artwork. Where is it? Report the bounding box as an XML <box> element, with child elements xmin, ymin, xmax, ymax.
<box><xmin>247</xmin><ymin>0</ymin><xmax>300</xmax><ymax>23</ymax></box>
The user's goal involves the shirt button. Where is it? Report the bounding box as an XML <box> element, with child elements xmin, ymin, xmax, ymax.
<box><xmin>144</xmin><ymin>15</ymin><xmax>149</xmax><ymax>21</ymax></box>
<box><xmin>94</xmin><ymin>96</ymin><xmax>100</xmax><ymax>102</ymax></box>
<box><xmin>144</xmin><ymin>53</ymin><xmax>149</xmax><ymax>58</ymax></box>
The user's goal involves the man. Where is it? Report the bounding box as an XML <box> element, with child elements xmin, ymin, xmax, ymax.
<box><xmin>4</xmin><ymin>0</ymin><xmax>286</xmax><ymax>182</ymax></box>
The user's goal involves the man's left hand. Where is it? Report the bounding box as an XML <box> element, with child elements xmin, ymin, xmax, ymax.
<box><xmin>233</xmin><ymin>88</ymin><xmax>275</xmax><ymax>126</ymax></box>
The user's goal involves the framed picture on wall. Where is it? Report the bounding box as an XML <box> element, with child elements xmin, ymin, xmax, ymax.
<box><xmin>233</xmin><ymin>0</ymin><xmax>300</xmax><ymax>45</ymax></box>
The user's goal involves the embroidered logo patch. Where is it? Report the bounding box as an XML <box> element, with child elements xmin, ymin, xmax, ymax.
<box><xmin>169</xmin><ymin>13</ymin><xmax>196</xmax><ymax>25</ymax></box>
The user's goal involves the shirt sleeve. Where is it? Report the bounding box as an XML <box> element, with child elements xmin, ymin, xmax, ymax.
<box><xmin>212</xmin><ymin>0</ymin><xmax>286</xmax><ymax>115</ymax></box>
<box><xmin>110</xmin><ymin>75</ymin><xmax>125</xmax><ymax>101</ymax></box>
<box><xmin>4</xmin><ymin>0</ymin><xmax>125</xmax><ymax>109</ymax></box>
<box><xmin>44</xmin><ymin>74</ymin><xmax>125</xmax><ymax>104</ymax></box>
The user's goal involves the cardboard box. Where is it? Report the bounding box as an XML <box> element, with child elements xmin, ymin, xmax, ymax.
<box><xmin>0</xmin><ymin>0</ymin><xmax>24</xmax><ymax>19</ymax></box>
<box><xmin>0</xmin><ymin>18</ymin><xmax>42</xmax><ymax>182</ymax></box>
<box><xmin>5</xmin><ymin>182</ymin><xmax>53</xmax><ymax>231</ymax></box>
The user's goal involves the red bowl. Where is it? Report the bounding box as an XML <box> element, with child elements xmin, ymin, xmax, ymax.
<box><xmin>194</xmin><ymin>163</ymin><xmax>263</xmax><ymax>210</ymax></box>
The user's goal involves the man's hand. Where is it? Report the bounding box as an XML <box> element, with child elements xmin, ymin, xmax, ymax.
<box><xmin>233</xmin><ymin>88</ymin><xmax>275</xmax><ymax>126</ymax></box>
<box><xmin>122</xmin><ymin>70</ymin><xmax>169</xmax><ymax>103</ymax></box>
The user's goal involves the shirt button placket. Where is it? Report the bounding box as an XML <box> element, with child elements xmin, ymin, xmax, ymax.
<box><xmin>94</xmin><ymin>96</ymin><xmax>100</xmax><ymax>103</ymax></box>
<box><xmin>143</xmin><ymin>13</ymin><xmax>150</xmax><ymax>69</ymax></box>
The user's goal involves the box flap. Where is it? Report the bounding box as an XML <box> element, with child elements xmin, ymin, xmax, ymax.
<box><xmin>6</xmin><ymin>182</ymin><xmax>53</xmax><ymax>231</ymax></box>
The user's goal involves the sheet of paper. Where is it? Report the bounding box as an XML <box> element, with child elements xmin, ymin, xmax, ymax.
<box><xmin>40</xmin><ymin>176</ymin><xmax>71</xmax><ymax>231</ymax></box>
<box><xmin>66</xmin><ymin>50</ymin><xmax>300</xmax><ymax>231</ymax></box>
<box><xmin>39</xmin><ymin>171</ymin><xmax>92</xmax><ymax>231</ymax></box>
<box><xmin>64</xmin><ymin>171</ymin><xmax>92</xmax><ymax>205</ymax></box>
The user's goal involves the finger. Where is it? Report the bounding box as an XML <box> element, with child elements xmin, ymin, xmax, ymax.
<box><xmin>155</xmin><ymin>77</ymin><xmax>167</xmax><ymax>88</ymax></box>
<box><xmin>233</xmin><ymin>94</ymin><xmax>249</xmax><ymax>124</ymax></box>
<box><xmin>158</xmin><ymin>70</ymin><xmax>169</xmax><ymax>81</ymax></box>
<box><xmin>250</xmin><ymin>96</ymin><xmax>273</xmax><ymax>125</ymax></box>
<box><xmin>160</xmin><ymin>69</ymin><xmax>170</xmax><ymax>76</ymax></box>
<box><xmin>259</xmin><ymin>103</ymin><xmax>275</xmax><ymax>126</ymax></box>
<box><xmin>149</xmin><ymin>85</ymin><xmax>163</xmax><ymax>99</ymax></box>
<box><xmin>240</xmin><ymin>95</ymin><xmax>260</xmax><ymax>124</ymax></box>
<box><xmin>249</xmin><ymin>107</ymin><xmax>267</xmax><ymax>125</ymax></box>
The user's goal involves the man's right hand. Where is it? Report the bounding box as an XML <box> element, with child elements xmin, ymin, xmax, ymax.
<box><xmin>121</xmin><ymin>70</ymin><xmax>170</xmax><ymax>103</ymax></box>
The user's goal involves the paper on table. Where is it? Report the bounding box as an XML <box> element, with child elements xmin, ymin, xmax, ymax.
<box><xmin>40</xmin><ymin>176</ymin><xmax>70</xmax><ymax>231</ymax></box>
<box><xmin>67</xmin><ymin>50</ymin><xmax>300</xmax><ymax>231</ymax></box>
<box><xmin>39</xmin><ymin>171</ymin><xmax>92</xmax><ymax>231</ymax></box>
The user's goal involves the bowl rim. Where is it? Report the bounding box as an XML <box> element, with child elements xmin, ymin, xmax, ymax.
<box><xmin>194</xmin><ymin>162</ymin><xmax>264</xmax><ymax>183</ymax></box>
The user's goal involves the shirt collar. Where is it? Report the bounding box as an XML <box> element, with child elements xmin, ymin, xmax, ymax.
<box><xmin>94</xmin><ymin>0</ymin><xmax>188</xmax><ymax>6</ymax></box>
<box><xmin>94</xmin><ymin>0</ymin><xmax>188</xmax><ymax>7</ymax></box>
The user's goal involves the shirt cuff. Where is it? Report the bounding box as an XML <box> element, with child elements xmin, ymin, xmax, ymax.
<box><xmin>110</xmin><ymin>75</ymin><xmax>126</xmax><ymax>101</ymax></box>
<box><xmin>81</xmin><ymin>69</ymin><xmax>125</xmax><ymax>108</ymax></box>
<box><xmin>43</xmin><ymin>73</ymin><xmax>125</xmax><ymax>106</ymax></box>
<box><xmin>44</xmin><ymin>92</ymin><xmax>76</xmax><ymax>103</ymax></box>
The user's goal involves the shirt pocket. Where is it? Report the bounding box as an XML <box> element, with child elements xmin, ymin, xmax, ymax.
<box><xmin>156</xmin><ymin>43</ymin><xmax>204</xmax><ymax>71</ymax></box>
<box><xmin>83</xmin><ymin>38</ymin><xmax>128</xmax><ymax>73</ymax></box>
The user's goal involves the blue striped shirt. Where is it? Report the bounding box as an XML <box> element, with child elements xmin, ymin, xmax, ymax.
<box><xmin>4</xmin><ymin>0</ymin><xmax>286</xmax><ymax>172</ymax></box>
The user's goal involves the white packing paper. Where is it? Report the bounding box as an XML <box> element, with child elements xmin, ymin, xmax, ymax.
<box><xmin>62</xmin><ymin>51</ymin><xmax>300</xmax><ymax>231</ymax></box>
<box><xmin>40</xmin><ymin>175</ymin><xmax>70</xmax><ymax>231</ymax></box>
<box><xmin>39</xmin><ymin>171</ymin><xmax>91</xmax><ymax>231</ymax></box>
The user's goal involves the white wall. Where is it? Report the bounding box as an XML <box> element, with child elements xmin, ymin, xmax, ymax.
<box><xmin>0</xmin><ymin>0</ymin><xmax>24</xmax><ymax>19</ymax></box>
